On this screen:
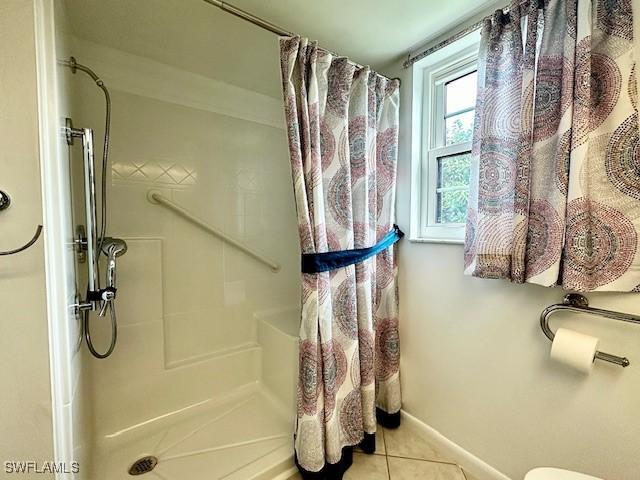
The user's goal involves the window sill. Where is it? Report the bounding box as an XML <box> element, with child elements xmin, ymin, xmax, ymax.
<box><xmin>408</xmin><ymin>236</ymin><xmax>464</xmax><ymax>245</ymax></box>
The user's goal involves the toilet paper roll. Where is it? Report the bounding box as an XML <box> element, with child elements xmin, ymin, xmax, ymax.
<box><xmin>550</xmin><ymin>328</ymin><xmax>599</xmax><ymax>373</ymax></box>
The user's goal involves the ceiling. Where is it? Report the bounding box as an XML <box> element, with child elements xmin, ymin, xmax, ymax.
<box><xmin>64</xmin><ymin>0</ymin><xmax>497</xmax><ymax>98</ymax></box>
<box><xmin>227</xmin><ymin>0</ymin><xmax>497</xmax><ymax>66</ymax></box>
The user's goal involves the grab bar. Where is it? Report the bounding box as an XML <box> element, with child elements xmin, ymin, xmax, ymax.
<box><xmin>0</xmin><ymin>190</ymin><xmax>43</xmax><ymax>256</ymax></box>
<box><xmin>0</xmin><ymin>225</ymin><xmax>43</xmax><ymax>256</ymax></box>
<box><xmin>540</xmin><ymin>293</ymin><xmax>640</xmax><ymax>368</ymax></box>
<box><xmin>146</xmin><ymin>190</ymin><xmax>280</xmax><ymax>272</ymax></box>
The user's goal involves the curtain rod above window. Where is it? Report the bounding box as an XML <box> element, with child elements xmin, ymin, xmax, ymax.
<box><xmin>403</xmin><ymin>0</ymin><xmax>545</xmax><ymax>68</ymax></box>
<box><xmin>403</xmin><ymin>19</ymin><xmax>485</xmax><ymax>68</ymax></box>
<box><xmin>201</xmin><ymin>0</ymin><xmax>399</xmax><ymax>84</ymax></box>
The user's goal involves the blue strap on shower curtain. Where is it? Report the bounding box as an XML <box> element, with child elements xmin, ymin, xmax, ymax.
<box><xmin>301</xmin><ymin>225</ymin><xmax>404</xmax><ymax>274</ymax></box>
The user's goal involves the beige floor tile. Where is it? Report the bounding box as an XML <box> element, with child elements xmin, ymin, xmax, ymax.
<box><xmin>388</xmin><ymin>457</ymin><xmax>466</xmax><ymax>480</ymax></box>
<box><xmin>355</xmin><ymin>428</ymin><xmax>386</xmax><ymax>455</ymax></box>
<box><xmin>384</xmin><ymin>423</ymin><xmax>456</xmax><ymax>463</ymax></box>
<box><xmin>344</xmin><ymin>453</ymin><xmax>389</xmax><ymax>480</ymax></box>
<box><xmin>288</xmin><ymin>453</ymin><xmax>388</xmax><ymax>480</ymax></box>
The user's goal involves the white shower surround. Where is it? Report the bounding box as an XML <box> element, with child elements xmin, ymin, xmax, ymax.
<box><xmin>43</xmin><ymin>3</ymin><xmax>302</xmax><ymax>477</ymax></box>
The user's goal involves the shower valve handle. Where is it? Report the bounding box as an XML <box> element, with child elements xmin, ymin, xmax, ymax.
<box><xmin>87</xmin><ymin>286</ymin><xmax>117</xmax><ymax>302</ymax></box>
<box><xmin>97</xmin><ymin>287</ymin><xmax>117</xmax><ymax>317</ymax></box>
<box><xmin>101</xmin><ymin>287</ymin><xmax>117</xmax><ymax>301</ymax></box>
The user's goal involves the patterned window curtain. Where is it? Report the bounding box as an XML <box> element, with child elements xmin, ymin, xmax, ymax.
<box><xmin>465</xmin><ymin>0</ymin><xmax>640</xmax><ymax>292</ymax></box>
<box><xmin>279</xmin><ymin>37</ymin><xmax>402</xmax><ymax>478</ymax></box>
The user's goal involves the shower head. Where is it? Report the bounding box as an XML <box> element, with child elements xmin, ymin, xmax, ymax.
<box><xmin>101</xmin><ymin>237</ymin><xmax>128</xmax><ymax>257</ymax></box>
<box><xmin>101</xmin><ymin>237</ymin><xmax>127</xmax><ymax>308</ymax></box>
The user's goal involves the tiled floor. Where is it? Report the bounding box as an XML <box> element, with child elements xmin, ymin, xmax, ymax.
<box><xmin>291</xmin><ymin>421</ymin><xmax>478</xmax><ymax>480</ymax></box>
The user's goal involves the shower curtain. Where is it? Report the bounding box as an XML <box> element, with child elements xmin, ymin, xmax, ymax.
<box><xmin>279</xmin><ymin>36</ymin><xmax>402</xmax><ymax>478</ymax></box>
<box><xmin>465</xmin><ymin>0</ymin><xmax>640</xmax><ymax>292</ymax></box>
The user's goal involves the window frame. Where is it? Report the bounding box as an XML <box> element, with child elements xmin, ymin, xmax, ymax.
<box><xmin>413</xmin><ymin>43</ymin><xmax>479</xmax><ymax>244</ymax></box>
<box><xmin>424</xmin><ymin>143</ymin><xmax>472</xmax><ymax>233</ymax></box>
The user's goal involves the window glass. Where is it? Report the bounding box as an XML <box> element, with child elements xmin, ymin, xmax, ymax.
<box><xmin>445</xmin><ymin>71</ymin><xmax>477</xmax><ymax>114</ymax></box>
<box><xmin>436</xmin><ymin>189</ymin><xmax>470</xmax><ymax>224</ymax></box>
<box><xmin>435</xmin><ymin>152</ymin><xmax>471</xmax><ymax>224</ymax></box>
<box><xmin>445</xmin><ymin>110</ymin><xmax>475</xmax><ymax>145</ymax></box>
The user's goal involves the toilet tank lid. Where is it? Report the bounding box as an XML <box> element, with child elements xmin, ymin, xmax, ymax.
<box><xmin>525</xmin><ymin>468</ymin><xmax>603</xmax><ymax>480</ymax></box>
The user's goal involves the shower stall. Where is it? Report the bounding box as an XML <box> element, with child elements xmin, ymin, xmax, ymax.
<box><xmin>45</xmin><ymin>1</ymin><xmax>301</xmax><ymax>478</ymax></box>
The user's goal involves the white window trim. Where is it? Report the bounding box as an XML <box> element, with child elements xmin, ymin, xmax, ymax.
<box><xmin>410</xmin><ymin>38</ymin><xmax>480</xmax><ymax>245</ymax></box>
<box><xmin>421</xmin><ymin>141</ymin><xmax>472</xmax><ymax>242</ymax></box>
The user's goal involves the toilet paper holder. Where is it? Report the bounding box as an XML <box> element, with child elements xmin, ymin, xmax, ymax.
<box><xmin>540</xmin><ymin>294</ymin><xmax>640</xmax><ymax>368</ymax></box>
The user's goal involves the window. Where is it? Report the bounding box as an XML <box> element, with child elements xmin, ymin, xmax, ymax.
<box><xmin>412</xmin><ymin>39</ymin><xmax>479</xmax><ymax>243</ymax></box>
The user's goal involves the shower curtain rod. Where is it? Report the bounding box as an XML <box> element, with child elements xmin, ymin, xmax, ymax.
<box><xmin>403</xmin><ymin>0</ymin><xmax>545</xmax><ymax>68</ymax></box>
<box><xmin>201</xmin><ymin>0</ymin><xmax>399</xmax><ymax>84</ymax></box>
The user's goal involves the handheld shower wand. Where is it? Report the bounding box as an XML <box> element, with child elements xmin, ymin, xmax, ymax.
<box><xmin>98</xmin><ymin>238</ymin><xmax>128</xmax><ymax>317</ymax></box>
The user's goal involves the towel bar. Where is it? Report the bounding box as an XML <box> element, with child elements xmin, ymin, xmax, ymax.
<box><xmin>540</xmin><ymin>294</ymin><xmax>640</xmax><ymax>368</ymax></box>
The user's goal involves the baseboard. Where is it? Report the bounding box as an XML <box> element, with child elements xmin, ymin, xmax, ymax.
<box><xmin>400</xmin><ymin>410</ymin><xmax>513</xmax><ymax>480</ymax></box>
<box><xmin>268</xmin><ymin>410</ymin><xmax>513</xmax><ymax>480</ymax></box>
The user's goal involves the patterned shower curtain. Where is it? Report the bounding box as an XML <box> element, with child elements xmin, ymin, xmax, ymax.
<box><xmin>465</xmin><ymin>0</ymin><xmax>640</xmax><ymax>292</ymax></box>
<box><xmin>279</xmin><ymin>37</ymin><xmax>401</xmax><ymax>477</ymax></box>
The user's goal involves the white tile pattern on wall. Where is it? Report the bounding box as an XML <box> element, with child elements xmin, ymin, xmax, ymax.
<box><xmin>112</xmin><ymin>159</ymin><xmax>197</xmax><ymax>187</ymax></box>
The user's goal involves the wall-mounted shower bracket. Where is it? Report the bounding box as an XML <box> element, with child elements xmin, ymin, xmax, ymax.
<box><xmin>64</xmin><ymin>117</ymin><xmax>88</xmax><ymax>146</ymax></box>
<box><xmin>75</xmin><ymin>225</ymin><xmax>87</xmax><ymax>263</ymax></box>
<box><xmin>66</xmin><ymin>56</ymin><xmax>79</xmax><ymax>74</ymax></box>
<box><xmin>65</xmin><ymin>117</ymin><xmax>75</xmax><ymax>146</ymax></box>
<box><xmin>72</xmin><ymin>300</ymin><xmax>93</xmax><ymax>313</ymax></box>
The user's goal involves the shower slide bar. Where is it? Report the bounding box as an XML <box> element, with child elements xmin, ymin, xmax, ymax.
<box><xmin>66</xmin><ymin>123</ymin><xmax>101</xmax><ymax>310</ymax></box>
<box><xmin>540</xmin><ymin>293</ymin><xmax>640</xmax><ymax>368</ymax></box>
<box><xmin>146</xmin><ymin>190</ymin><xmax>280</xmax><ymax>272</ymax></box>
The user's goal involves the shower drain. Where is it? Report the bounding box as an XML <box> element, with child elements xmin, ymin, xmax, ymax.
<box><xmin>128</xmin><ymin>456</ymin><xmax>158</xmax><ymax>476</ymax></box>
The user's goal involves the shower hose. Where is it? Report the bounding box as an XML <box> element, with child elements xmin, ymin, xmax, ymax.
<box><xmin>66</xmin><ymin>57</ymin><xmax>118</xmax><ymax>359</ymax></box>
<box><xmin>83</xmin><ymin>303</ymin><xmax>117</xmax><ymax>359</ymax></box>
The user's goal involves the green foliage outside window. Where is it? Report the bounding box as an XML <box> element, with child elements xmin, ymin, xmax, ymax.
<box><xmin>438</xmin><ymin>118</ymin><xmax>473</xmax><ymax>224</ymax></box>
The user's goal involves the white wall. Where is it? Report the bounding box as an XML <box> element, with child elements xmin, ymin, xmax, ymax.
<box><xmin>382</xmin><ymin>7</ymin><xmax>640</xmax><ymax>480</ymax></box>
<box><xmin>0</xmin><ymin>0</ymin><xmax>53</xmax><ymax>475</ymax></box>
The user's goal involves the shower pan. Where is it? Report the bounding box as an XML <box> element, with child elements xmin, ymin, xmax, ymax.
<box><xmin>49</xmin><ymin>0</ymin><xmax>301</xmax><ymax>478</ymax></box>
